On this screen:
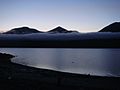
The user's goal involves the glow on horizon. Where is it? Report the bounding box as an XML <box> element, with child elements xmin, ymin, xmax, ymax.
<box><xmin>0</xmin><ymin>0</ymin><xmax>120</xmax><ymax>32</ymax></box>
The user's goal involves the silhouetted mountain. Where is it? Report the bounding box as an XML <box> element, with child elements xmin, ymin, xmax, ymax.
<box><xmin>4</xmin><ymin>27</ymin><xmax>42</xmax><ymax>34</ymax></box>
<box><xmin>99</xmin><ymin>22</ymin><xmax>120</xmax><ymax>32</ymax></box>
<box><xmin>48</xmin><ymin>26</ymin><xmax>78</xmax><ymax>33</ymax></box>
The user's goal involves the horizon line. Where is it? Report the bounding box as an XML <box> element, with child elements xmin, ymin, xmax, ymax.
<box><xmin>0</xmin><ymin>25</ymin><xmax>100</xmax><ymax>33</ymax></box>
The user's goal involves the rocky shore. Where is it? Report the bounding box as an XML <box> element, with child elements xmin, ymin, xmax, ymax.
<box><xmin>0</xmin><ymin>52</ymin><xmax>120</xmax><ymax>90</ymax></box>
<box><xmin>0</xmin><ymin>52</ymin><xmax>15</xmax><ymax>63</ymax></box>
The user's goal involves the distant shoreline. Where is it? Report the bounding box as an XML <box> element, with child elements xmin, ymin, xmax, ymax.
<box><xmin>0</xmin><ymin>39</ymin><xmax>120</xmax><ymax>48</ymax></box>
<box><xmin>1</xmin><ymin>32</ymin><xmax>120</xmax><ymax>48</ymax></box>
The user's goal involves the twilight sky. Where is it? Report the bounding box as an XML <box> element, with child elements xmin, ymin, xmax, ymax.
<box><xmin>0</xmin><ymin>0</ymin><xmax>120</xmax><ymax>32</ymax></box>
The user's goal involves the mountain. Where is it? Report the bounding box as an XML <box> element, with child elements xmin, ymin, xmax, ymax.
<box><xmin>99</xmin><ymin>22</ymin><xmax>120</xmax><ymax>32</ymax></box>
<box><xmin>4</xmin><ymin>27</ymin><xmax>42</xmax><ymax>34</ymax></box>
<box><xmin>48</xmin><ymin>26</ymin><xmax>78</xmax><ymax>33</ymax></box>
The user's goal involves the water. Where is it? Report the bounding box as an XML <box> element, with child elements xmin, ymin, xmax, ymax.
<box><xmin>0</xmin><ymin>48</ymin><xmax>120</xmax><ymax>77</ymax></box>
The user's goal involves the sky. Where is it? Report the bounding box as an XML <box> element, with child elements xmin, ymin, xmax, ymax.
<box><xmin>0</xmin><ymin>0</ymin><xmax>120</xmax><ymax>32</ymax></box>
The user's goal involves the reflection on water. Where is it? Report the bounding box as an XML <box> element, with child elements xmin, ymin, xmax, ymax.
<box><xmin>0</xmin><ymin>48</ymin><xmax>120</xmax><ymax>77</ymax></box>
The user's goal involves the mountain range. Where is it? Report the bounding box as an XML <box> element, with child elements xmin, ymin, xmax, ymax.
<box><xmin>3</xmin><ymin>26</ymin><xmax>78</xmax><ymax>34</ymax></box>
<box><xmin>3</xmin><ymin>22</ymin><xmax>120</xmax><ymax>34</ymax></box>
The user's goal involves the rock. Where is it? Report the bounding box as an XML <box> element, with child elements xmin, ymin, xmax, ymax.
<box><xmin>0</xmin><ymin>52</ymin><xmax>15</xmax><ymax>63</ymax></box>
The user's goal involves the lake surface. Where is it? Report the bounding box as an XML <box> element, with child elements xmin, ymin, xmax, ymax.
<box><xmin>0</xmin><ymin>48</ymin><xmax>120</xmax><ymax>77</ymax></box>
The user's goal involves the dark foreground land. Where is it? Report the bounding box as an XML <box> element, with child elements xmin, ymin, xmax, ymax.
<box><xmin>0</xmin><ymin>55</ymin><xmax>120</xmax><ymax>90</ymax></box>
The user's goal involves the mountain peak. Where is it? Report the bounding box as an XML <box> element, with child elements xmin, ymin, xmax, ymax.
<box><xmin>4</xmin><ymin>27</ymin><xmax>41</xmax><ymax>34</ymax></box>
<box><xmin>55</xmin><ymin>26</ymin><xmax>66</xmax><ymax>29</ymax></box>
<box><xmin>48</xmin><ymin>26</ymin><xmax>79</xmax><ymax>33</ymax></box>
<box><xmin>99</xmin><ymin>22</ymin><xmax>120</xmax><ymax>32</ymax></box>
<box><xmin>18</xmin><ymin>27</ymin><xmax>30</xmax><ymax>29</ymax></box>
<box><xmin>50</xmin><ymin>26</ymin><xmax>68</xmax><ymax>32</ymax></box>
<box><xmin>113</xmin><ymin>22</ymin><xmax>120</xmax><ymax>24</ymax></box>
<box><xmin>48</xmin><ymin>26</ymin><xmax>70</xmax><ymax>33</ymax></box>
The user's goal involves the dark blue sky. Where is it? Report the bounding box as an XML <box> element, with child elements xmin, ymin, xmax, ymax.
<box><xmin>0</xmin><ymin>0</ymin><xmax>120</xmax><ymax>32</ymax></box>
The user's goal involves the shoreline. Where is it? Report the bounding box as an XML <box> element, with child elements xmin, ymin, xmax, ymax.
<box><xmin>20</xmin><ymin>63</ymin><xmax>120</xmax><ymax>78</ymax></box>
<box><xmin>0</xmin><ymin>60</ymin><xmax>120</xmax><ymax>90</ymax></box>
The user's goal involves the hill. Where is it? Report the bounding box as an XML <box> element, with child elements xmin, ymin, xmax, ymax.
<box><xmin>4</xmin><ymin>27</ymin><xmax>42</xmax><ymax>34</ymax></box>
<box><xmin>48</xmin><ymin>26</ymin><xmax>78</xmax><ymax>33</ymax></box>
<box><xmin>99</xmin><ymin>22</ymin><xmax>120</xmax><ymax>32</ymax></box>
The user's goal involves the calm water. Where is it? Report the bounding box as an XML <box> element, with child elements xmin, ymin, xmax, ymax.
<box><xmin>0</xmin><ymin>48</ymin><xmax>120</xmax><ymax>77</ymax></box>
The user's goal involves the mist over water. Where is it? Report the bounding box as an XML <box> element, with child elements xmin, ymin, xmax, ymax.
<box><xmin>0</xmin><ymin>48</ymin><xmax>120</xmax><ymax>77</ymax></box>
